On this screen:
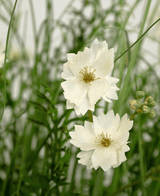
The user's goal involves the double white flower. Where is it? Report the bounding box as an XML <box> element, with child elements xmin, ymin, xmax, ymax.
<box><xmin>61</xmin><ymin>39</ymin><xmax>119</xmax><ymax>115</ymax></box>
<box><xmin>69</xmin><ymin>110</ymin><xmax>133</xmax><ymax>171</ymax></box>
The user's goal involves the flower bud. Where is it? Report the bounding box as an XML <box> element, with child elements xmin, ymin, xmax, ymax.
<box><xmin>148</xmin><ymin>109</ymin><xmax>156</xmax><ymax>119</ymax></box>
<box><xmin>136</xmin><ymin>91</ymin><xmax>145</xmax><ymax>99</ymax></box>
<box><xmin>142</xmin><ymin>105</ymin><xmax>150</xmax><ymax>114</ymax></box>
<box><xmin>129</xmin><ymin>99</ymin><xmax>141</xmax><ymax>110</ymax></box>
<box><xmin>145</xmin><ymin>96</ymin><xmax>154</xmax><ymax>103</ymax></box>
<box><xmin>149</xmin><ymin>101</ymin><xmax>156</xmax><ymax>107</ymax></box>
<box><xmin>145</xmin><ymin>96</ymin><xmax>156</xmax><ymax>107</ymax></box>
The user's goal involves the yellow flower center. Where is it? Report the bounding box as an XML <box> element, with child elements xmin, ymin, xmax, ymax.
<box><xmin>96</xmin><ymin>132</ymin><xmax>112</xmax><ymax>147</ymax></box>
<box><xmin>79</xmin><ymin>66</ymin><xmax>100</xmax><ymax>84</ymax></box>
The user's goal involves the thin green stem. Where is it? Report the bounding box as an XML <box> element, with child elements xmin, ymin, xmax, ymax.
<box><xmin>56</xmin><ymin>0</ymin><xmax>76</xmax><ymax>23</ymax></box>
<box><xmin>68</xmin><ymin>149</ymin><xmax>78</xmax><ymax>195</ymax></box>
<box><xmin>138</xmin><ymin>114</ymin><xmax>146</xmax><ymax>196</ymax></box>
<box><xmin>113</xmin><ymin>0</ymin><xmax>140</xmax><ymax>64</ymax></box>
<box><xmin>0</xmin><ymin>0</ymin><xmax>18</xmax><ymax>122</ymax></box>
<box><xmin>28</xmin><ymin>0</ymin><xmax>37</xmax><ymax>42</ymax></box>
<box><xmin>88</xmin><ymin>110</ymin><xmax>93</xmax><ymax>122</ymax></box>
<box><xmin>130</xmin><ymin>111</ymin><xmax>138</xmax><ymax>120</ymax></box>
<box><xmin>114</xmin><ymin>17</ymin><xmax>160</xmax><ymax>63</ymax></box>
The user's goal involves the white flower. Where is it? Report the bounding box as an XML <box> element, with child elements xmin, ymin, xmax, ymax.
<box><xmin>69</xmin><ymin>110</ymin><xmax>133</xmax><ymax>171</ymax></box>
<box><xmin>0</xmin><ymin>43</ymin><xmax>5</xmax><ymax>68</ymax></box>
<box><xmin>61</xmin><ymin>38</ymin><xmax>119</xmax><ymax>115</ymax></box>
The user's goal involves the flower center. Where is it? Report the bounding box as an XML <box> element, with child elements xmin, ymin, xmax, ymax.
<box><xmin>79</xmin><ymin>66</ymin><xmax>100</xmax><ymax>84</ymax></box>
<box><xmin>96</xmin><ymin>132</ymin><xmax>112</xmax><ymax>147</ymax></box>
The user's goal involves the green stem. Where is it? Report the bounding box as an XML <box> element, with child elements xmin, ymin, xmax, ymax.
<box><xmin>114</xmin><ymin>17</ymin><xmax>160</xmax><ymax>63</ymax></box>
<box><xmin>88</xmin><ymin>110</ymin><xmax>93</xmax><ymax>122</ymax></box>
<box><xmin>92</xmin><ymin>169</ymin><xmax>104</xmax><ymax>196</ymax></box>
<box><xmin>0</xmin><ymin>0</ymin><xmax>18</xmax><ymax>122</ymax></box>
<box><xmin>68</xmin><ymin>149</ymin><xmax>78</xmax><ymax>194</ymax></box>
<box><xmin>130</xmin><ymin>111</ymin><xmax>138</xmax><ymax>120</ymax></box>
<box><xmin>138</xmin><ymin>114</ymin><xmax>146</xmax><ymax>196</ymax></box>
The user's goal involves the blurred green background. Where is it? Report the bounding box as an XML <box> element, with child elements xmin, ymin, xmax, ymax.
<box><xmin>0</xmin><ymin>0</ymin><xmax>160</xmax><ymax>195</ymax></box>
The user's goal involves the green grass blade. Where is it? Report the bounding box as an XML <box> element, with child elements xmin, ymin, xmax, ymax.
<box><xmin>113</xmin><ymin>0</ymin><xmax>152</xmax><ymax>114</ymax></box>
<box><xmin>0</xmin><ymin>0</ymin><xmax>19</xmax><ymax>122</ymax></box>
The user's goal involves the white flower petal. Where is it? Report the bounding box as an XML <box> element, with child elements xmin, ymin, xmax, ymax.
<box><xmin>92</xmin><ymin>115</ymin><xmax>104</xmax><ymax>135</ymax></box>
<box><xmin>61</xmin><ymin>62</ymin><xmax>74</xmax><ymax>80</ymax></box>
<box><xmin>102</xmin><ymin>76</ymin><xmax>119</xmax><ymax>102</ymax></box>
<box><xmin>112</xmin><ymin>115</ymin><xmax>133</xmax><ymax>145</ymax></box>
<box><xmin>61</xmin><ymin>77</ymin><xmax>88</xmax><ymax>107</ymax></box>
<box><xmin>67</xmin><ymin>53</ymin><xmax>76</xmax><ymax>61</ymax></box>
<box><xmin>97</xmin><ymin>110</ymin><xmax>115</xmax><ymax>131</ymax></box>
<box><xmin>105</xmin><ymin>90</ymin><xmax>118</xmax><ymax>100</ymax></box>
<box><xmin>88</xmin><ymin>78</ymin><xmax>110</xmax><ymax>106</ymax></box>
<box><xmin>91</xmin><ymin>147</ymin><xmax>117</xmax><ymax>171</ymax></box>
<box><xmin>66</xmin><ymin>99</ymin><xmax>74</xmax><ymax>109</ymax></box>
<box><xmin>105</xmin><ymin>75</ymin><xmax>119</xmax><ymax>84</ymax></box>
<box><xmin>92</xmin><ymin>48</ymin><xmax>114</xmax><ymax>77</ymax></box>
<box><xmin>74</xmin><ymin>94</ymin><xmax>94</xmax><ymax>115</ymax></box>
<box><xmin>69</xmin><ymin>125</ymin><xmax>96</xmax><ymax>151</ymax></box>
<box><xmin>77</xmin><ymin>150</ymin><xmax>94</xmax><ymax>168</ymax></box>
<box><xmin>102</xmin><ymin>96</ymin><xmax>112</xmax><ymax>103</ymax></box>
<box><xmin>122</xmin><ymin>145</ymin><xmax>130</xmax><ymax>152</ymax></box>
<box><xmin>69</xmin><ymin>47</ymin><xmax>90</xmax><ymax>77</ymax></box>
<box><xmin>105</xmin><ymin>113</ymin><xmax>120</xmax><ymax>135</ymax></box>
<box><xmin>113</xmin><ymin>145</ymin><xmax>129</xmax><ymax>168</ymax></box>
<box><xmin>90</xmin><ymin>38</ymin><xmax>105</xmax><ymax>62</ymax></box>
<box><xmin>84</xmin><ymin>121</ymin><xmax>95</xmax><ymax>135</ymax></box>
<box><xmin>100</xmin><ymin>147</ymin><xmax>117</xmax><ymax>170</ymax></box>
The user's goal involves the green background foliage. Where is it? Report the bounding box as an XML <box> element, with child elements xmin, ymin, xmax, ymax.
<box><xmin>0</xmin><ymin>0</ymin><xmax>160</xmax><ymax>195</ymax></box>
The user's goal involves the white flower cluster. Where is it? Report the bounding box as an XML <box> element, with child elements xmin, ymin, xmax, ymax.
<box><xmin>0</xmin><ymin>43</ymin><xmax>5</xmax><ymax>68</ymax></box>
<box><xmin>61</xmin><ymin>39</ymin><xmax>133</xmax><ymax>171</ymax></box>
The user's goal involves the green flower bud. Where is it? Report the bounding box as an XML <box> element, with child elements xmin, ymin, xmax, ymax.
<box><xmin>148</xmin><ymin>109</ymin><xmax>156</xmax><ymax>119</ymax></box>
<box><xmin>149</xmin><ymin>101</ymin><xmax>156</xmax><ymax>107</ymax></box>
<box><xmin>142</xmin><ymin>105</ymin><xmax>150</xmax><ymax>114</ymax></box>
<box><xmin>145</xmin><ymin>96</ymin><xmax>154</xmax><ymax>103</ymax></box>
<box><xmin>145</xmin><ymin>96</ymin><xmax>156</xmax><ymax>107</ymax></box>
<box><xmin>136</xmin><ymin>91</ymin><xmax>145</xmax><ymax>99</ymax></box>
<box><xmin>129</xmin><ymin>99</ymin><xmax>141</xmax><ymax>110</ymax></box>
<box><xmin>136</xmin><ymin>100</ymin><xmax>142</xmax><ymax>107</ymax></box>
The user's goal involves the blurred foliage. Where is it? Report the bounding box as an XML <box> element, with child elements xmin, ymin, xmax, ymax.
<box><xmin>0</xmin><ymin>0</ymin><xmax>160</xmax><ymax>196</ymax></box>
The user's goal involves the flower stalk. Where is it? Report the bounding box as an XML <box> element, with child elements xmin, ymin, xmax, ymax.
<box><xmin>88</xmin><ymin>110</ymin><xmax>93</xmax><ymax>122</ymax></box>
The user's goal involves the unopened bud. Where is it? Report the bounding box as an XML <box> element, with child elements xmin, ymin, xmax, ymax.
<box><xmin>145</xmin><ymin>96</ymin><xmax>154</xmax><ymax>104</ymax></box>
<box><xmin>149</xmin><ymin>101</ymin><xmax>156</xmax><ymax>107</ymax></box>
<box><xmin>136</xmin><ymin>91</ymin><xmax>145</xmax><ymax>99</ymax></box>
<box><xmin>148</xmin><ymin>109</ymin><xmax>156</xmax><ymax>119</ymax></box>
<box><xmin>129</xmin><ymin>99</ymin><xmax>141</xmax><ymax>110</ymax></box>
<box><xmin>145</xmin><ymin>96</ymin><xmax>156</xmax><ymax>107</ymax></box>
<box><xmin>142</xmin><ymin>105</ymin><xmax>150</xmax><ymax>114</ymax></box>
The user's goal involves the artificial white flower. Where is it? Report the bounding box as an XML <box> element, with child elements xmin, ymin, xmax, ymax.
<box><xmin>61</xmin><ymin>38</ymin><xmax>119</xmax><ymax>115</ymax></box>
<box><xmin>69</xmin><ymin>110</ymin><xmax>133</xmax><ymax>171</ymax></box>
<box><xmin>0</xmin><ymin>43</ymin><xmax>5</xmax><ymax>68</ymax></box>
